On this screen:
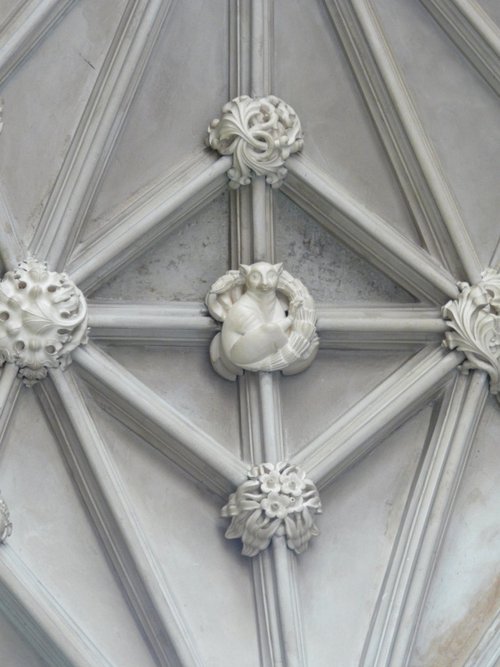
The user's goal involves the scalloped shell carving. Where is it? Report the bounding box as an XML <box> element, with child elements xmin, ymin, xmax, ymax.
<box><xmin>442</xmin><ymin>267</ymin><xmax>500</xmax><ymax>401</ymax></box>
<box><xmin>221</xmin><ymin>462</ymin><xmax>322</xmax><ymax>557</ymax></box>
<box><xmin>0</xmin><ymin>493</ymin><xmax>12</xmax><ymax>544</ymax></box>
<box><xmin>207</xmin><ymin>95</ymin><xmax>303</xmax><ymax>188</ymax></box>
<box><xmin>0</xmin><ymin>258</ymin><xmax>89</xmax><ymax>386</ymax></box>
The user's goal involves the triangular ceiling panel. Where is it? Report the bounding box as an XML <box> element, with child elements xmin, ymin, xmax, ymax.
<box><xmin>87</xmin><ymin>399</ymin><xmax>262</xmax><ymax>667</ymax></box>
<box><xmin>0</xmin><ymin>390</ymin><xmax>158</xmax><ymax>667</ymax></box>
<box><xmin>373</xmin><ymin>0</ymin><xmax>500</xmax><ymax>267</ymax></box>
<box><xmin>281</xmin><ymin>349</ymin><xmax>415</xmax><ymax>456</ymax></box>
<box><xmin>296</xmin><ymin>404</ymin><xmax>434</xmax><ymax>666</ymax></box>
<box><xmin>86</xmin><ymin>0</ymin><xmax>229</xmax><ymax>226</ymax></box>
<box><xmin>0</xmin><ymin>0</ymin><xmax>128</xmax><ymax>247</ymax></box>
<box><xmin>0</xmin><ymin>613</ymin><xmax>49</xmax><ymax>667</ymax></box>
<box><xmin>275</xmin><ymin>191</ymin><xmax>415</xmax><ymax>303</ymax></box>
<box><xmin>274</xmin><ymin>0</ymin><xmax>420</xmax><ymax>246</ymax></box>
<box><xmin>93</xmin><ymin>190</ymin><xmax>229</xmax><ymax>303</ymax></box>
<box><xmin>412</xmin><ymin>397</ymin><xmax>500</xmax><ymax>667</ymax></box>
<box><xmin>97</xmin><ymin>343</ymin><xmax>241</xmax><ymax>457</ymax></box>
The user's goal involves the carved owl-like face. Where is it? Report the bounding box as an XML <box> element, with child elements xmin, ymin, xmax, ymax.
<box><xmin>240</xmin><ymin>262</ymin><xmax>283</xmax><ymax>293</ymax></box>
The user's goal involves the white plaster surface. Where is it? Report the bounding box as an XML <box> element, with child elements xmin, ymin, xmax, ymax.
<box><xmin>413</xmin><ymin>397</ymin><xmax>500</xmax><ymax>667</ymax></box>
<box><xmin>0</xmin><ymin>0</ymin><xmax>127</xmax><ymax>246</ymax></box>
<box><xmin>298</xmin><ymin>405</ymin><xmax>433</xmax><ymax>667</ymax></box>
<box><xmin>94</xmin><ymin>191</ymin><xmax>229</xmax><ymax>302</ymax></box>
<box><xmin>0</xmin><ymin>390</ymin><xmax>159</xmax><ymax>667</ymax></box>
<box><xmin>274</xmin><ymin>0</ymin><xmax>420</xmax><ymax>245</ymax></box>
<box><xmin>0</xmin><ymin>612</ymin><xmax>49</xmax><ymax>667</ymax></box>
<box><xmin>275</xmin><ymin>192</ymin><xmax>414</xmax><ymax>303</ymax></box>
<box><xmin>87</xmin><ymin>0</ymin><xmax>229</xmax><ymax>227</ymax></box>
<box><xmin>85</xmin><ymin>393</ymin><xmax>261</xmax><ymax>667</ymax></box>
<box><xmin>373</xmin><ymin>0</ymin><xmax>500</xmax><ymax>267</ymax></box>
<box><xmin>102</xmin><ymin>344</ymin><xmax>241</xmax><ymax>456</ymax></box>
<box><xmin>281</xmin><ymin>349</ymin><xmax>413</xmax><ymax>456</ymax></box>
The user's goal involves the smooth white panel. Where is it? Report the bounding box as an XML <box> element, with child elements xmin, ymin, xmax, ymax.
<box><xmin>87</xmin><ymin>0</ymin><xmax>229</xmax><ymax>228</ymax></box>
<box><xmin>274</xmin><ymin>0</ymin><xmax>419</xmax><ymax>244</ymax></box>
<box><xmin>297</xmin><ymin>405</ymin><xmax>433</xmax><ymax>667</ymax></box>
<box><xmin>412</xmin><ymin>397</ymin><xmax>500</xmax><ymax>667</ymax></box>
<box><xmin>0</xmin><ymin>390</ymin><xmax>158</xmax><ymax>667</ymax></box>
<box><xmin>94</xmin><ymin>190</ymin><xmax>229</xmax><ymax>303</ymax></box>
<box><xmin>373</xmin><ymin>0</ymin><xmax>500</xmax><ymax>267</ymax></box>
<box><xmin>0</xmin><ymin>0</ymin><xmax>127</xmax><ymax>246</ymax></box>
<box><xmin>275</xmin><ymin>192</ymin><xmax>415</xmax><ymax>303</ymax></box>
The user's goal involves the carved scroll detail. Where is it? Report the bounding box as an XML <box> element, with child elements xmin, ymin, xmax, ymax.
<box><xmin>221</xmin><ymin>462</ymin><xmax>322</xmax><ymax>557</ymax></box>
<box><xmin>442</xmin><ymin>267</ymin><xmax>500</xmax><ymax>401</ymax></box>
<box><xmin>0</xmin><ymin>258</ymin><xmax>89</xmax><ymax>386</ymax></box>
<box><xmin>207</xmin><ymin>95</ymin><xmax>303</xmax><ymax>188</ymax></box>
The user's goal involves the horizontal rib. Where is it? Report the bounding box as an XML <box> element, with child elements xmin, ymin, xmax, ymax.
<box><xmin>73</xmin><ymin>342</ymin><xmax>247</xmax><ymax>496</ymax></box>
<box><xmin>421</xmin><ymin>0</ymin><xmax>500</xmax><ymax>96</ymax></box>
<box><xmin>68</xmin><ymin>155</ymin><xmax>231</xmax><ymax>294</ymax></box>
<box><xmin>0</xmin><ymin>546</ymin><xmax>115</xmax><ymax>667</ymax></box>
<box><xmin>88</xmin><ymin>301</ymin><xmax>218</xmax><ymax>346</ymax></box>
<box><xmin>0</xmin><ymin>0</ymin><xmax>75</xmax><ymax>87</ymax></box>
<box><xmin>323</xmin><ymin>0</ymin><xmax>482</xmax><ymax>282</ymax></box>
<box><xmin>38</xmin><ymin>369</ymin><xmax>203</xmax><ymax>667</ymax></box>
<box><xmin>30</xmin><ymin>0</ymin><xmax>174</xmax><ymax>270</ymax></box>
<box><xmin>285</xmin><ymin>157</ymin><xmax>459</xmax><ymax>304</ymax></box>
<box><xmin>292</xmin><ymin>345</ymin><xmax>464</xmax><ymax>489</ymax></box>
<box><xmin>362</xmin><ymin>371</ymin><xmax>489</xmax><ymax>666</ymax></box>
<box><xmin>317</xmin><ymin>304</ymin><xmax>446</xmax><ymax>349</ymax></box>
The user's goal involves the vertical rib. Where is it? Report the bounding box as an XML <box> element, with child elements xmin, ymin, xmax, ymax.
<box><xmin>30</xmin><ymin>0</ymin><xmax>175</xmax><ymax>270</ymax></box>
<box><xmin>250</xmin><ymin>0</ymin><xmax>273</xmax><ymax>96</ymax></box>
<box><xmin>0</xmin><ymin>188</ymin><xmax>25</xmax><ymax>270</ymax></box>
<box><xmin>361</xmin><ymin>371</ymin><xmax>488</xmax><ymax>666</ymax></box>
<box><xmin>323</xmin><ymin>0</ymin><xmax>482</xmax><ymax>282</ymax></box>
<box><xmin>37</xmin><ymin>368</ymin><xmax>203</xmax><ymax>667</ymax></box>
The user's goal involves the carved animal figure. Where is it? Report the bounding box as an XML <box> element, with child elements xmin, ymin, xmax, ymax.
<box><xmin>206</xmin><ymin>262</ymin><xmax>319</xmax><ymax>380</ymax></box>
<box><xmin>221</xmin><ymin>262</ymin><xmax>292</xmax><ymax>365</ymax></box>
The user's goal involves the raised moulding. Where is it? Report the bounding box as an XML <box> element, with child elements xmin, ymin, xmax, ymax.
<box><xmin>0</xmin><ymin>258</ymin><xmax>89</xmax><ymax>386</ymax></box>
<box><xmin>442</xmin><ymin>267</ymin><xmax>500</xmax><ymax>402</ymax></box>
<box><xmin>0</xmin><ymin>493</ymin><xmax>12</xmax><ymax>543</ymax></box>
<box><xmin>206</xmin><ymin>262</ymin><xmax>319</xmax><ymax>380</ymax></box>
<box><xmin>221</xmin><ymin>462</ymin><xmax>322</xmax><ymax>557</ymax></box>
<box><xmin>207</xmin><ymin>95</ymin><xmax>303</xmax><ymax>188</ymax></box>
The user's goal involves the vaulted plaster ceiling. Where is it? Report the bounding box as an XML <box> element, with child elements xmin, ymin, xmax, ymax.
<box><xmin>0</xmin><ymin>1</ymin><xmax>498</xmax><ymax>666</ymax></box>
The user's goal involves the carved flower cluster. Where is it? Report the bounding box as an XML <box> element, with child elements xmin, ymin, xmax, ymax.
<box><xmin>207</xmin><ymin>95</ymin><xmax>303</xmax><ymax>188</ymax></box>
<box><xmin>0</xmin><ymin>493</ymin><xmax>12</xmax><ymax>544</ymax></box>
<box><xmin>0</xmin><ymin>259</ymin><xmax>88</xmax><ymax>386</ymax></box>
<box><xmin>221</xmin><ymin>462</ymin><xmax>321</xmax><ymax>557</ymax></box>
<box><xmin>442</xmin><ymin>267</ymin><xmax>500</xmax><ymax>401</ymax></box>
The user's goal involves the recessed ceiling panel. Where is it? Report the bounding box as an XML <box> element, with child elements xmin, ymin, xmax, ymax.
<box><xmin>0</xmin><ymin>613</ymin><xmax>49</xmax><ymax>667</ymax></box>
<box><xmin>93</xmin><ymin>190</ymin><xmax>229</xmax><ymax>303</ymax></box>
<box><xmin>412</xmin><ymin>396</ymin><xmax>500</xmax><ymax>667</ymax></box>
<box><xmin>274</xmin><ymin>0</ymin><xmax>419</xmax><ymax>245</ymax></box>
<box><xmin>275</xmin><ymin>192</ymin><xmax>415</xmax><ymax>303</ymax></box>
<box><xmin>0</xmin><ymin>390</ymin><xmax>158</xmax><ymax>667</ymax></box>
<box><xmin>280</xmin><ymin>349</ymin><xmax>414</xmax><ymax>456</ymax></box>
<box><xmin>87</xmin><ymin>0</ymin><xmax>229</xmax><ymax>226</ymax></box>
<box><xmin>0</xmin><ymin>0</ymin><xmax>128</xmax><ymax>247</ymax></box>
<box><xmin>99</xmin><ymin>344</ymin><xmax>241</xmax><ymax>457</ymax></box>
<box><xmin>373</xmin><ymin>0</ymin><xmax>500</xmax><ymax>267</ymax></box>
<box><xmin>296</xmin><ymin>404</ymin><xmax>433</xmax><ymax>667</ymax></box>
<box><xmin>93</xmin><ymin>405</ymin><xmax>261</xmax><ymax>667</ymax></box>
